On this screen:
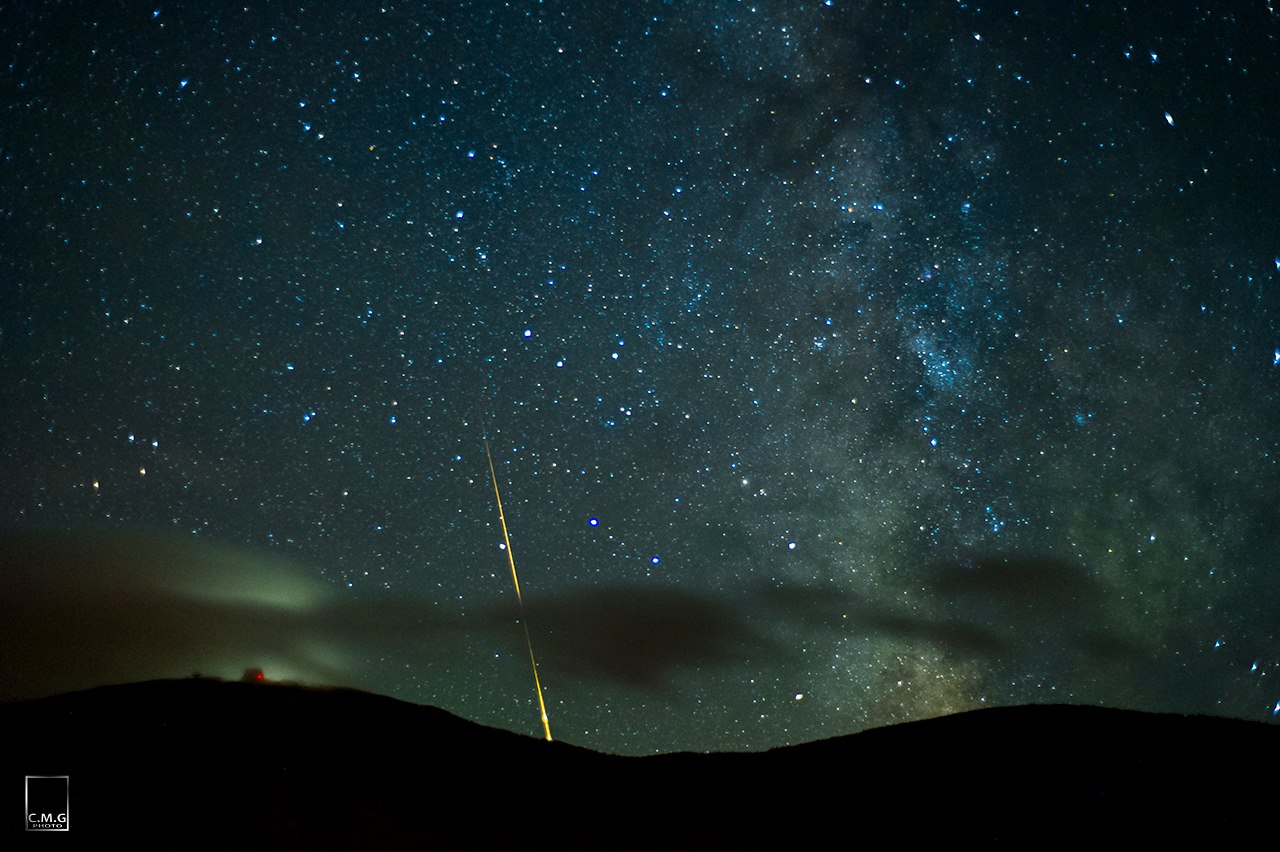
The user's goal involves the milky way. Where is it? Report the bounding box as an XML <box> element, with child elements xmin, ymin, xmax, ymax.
<box><xmin>2</xmin><ymin>1</ymin><xmax>1278</xmax><ymax>753</ymax></box>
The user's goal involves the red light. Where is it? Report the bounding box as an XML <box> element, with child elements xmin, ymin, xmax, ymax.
<box><xmin>256</xmin><ymin>673</ymin><xmax>264</xmax><ymax>680</ymax></box>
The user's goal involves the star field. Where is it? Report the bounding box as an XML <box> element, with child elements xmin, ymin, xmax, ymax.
<box><xmin>2</xmin><ymin>1</ymin><xmax>1279</xmax><ymax>753</ymax></box>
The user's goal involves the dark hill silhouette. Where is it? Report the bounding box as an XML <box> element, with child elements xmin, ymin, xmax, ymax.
<box><xmin>2</xmin><ymin>679</ymin><xmax>1275</xmax><ymax>848</ymax></box>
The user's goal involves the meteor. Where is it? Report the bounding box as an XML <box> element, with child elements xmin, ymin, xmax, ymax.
<box><xmin>485</xmin><ymin>440</ymin><xmax>554</xmax><ymax>742</ymax></box>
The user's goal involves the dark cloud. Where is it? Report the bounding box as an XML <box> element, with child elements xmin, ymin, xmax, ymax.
<box><xmin>915</xmin><ymin>553</ymin><xmax>1142</xmax><ymax>666</ymax></box>
<box><xmin>514</xmin><ymin>586</ymin><xmax>775</xmax><ymax>691</ymax></box>
<box><xmin>0</xmin><ymin>530</ymin><xmax>784</xmax><ymax>700</ymax></box>
<box><xmin>503</xmin><ymin>554</ymin><xmax>1144</xmax><ymax>692</ymax></box>
<box><xmin>0</xmin><ymin>531</ymin><xmax>1171</xmax><ymax>708</ymax></box>
<box><xmin>756</xmin><ymin>553</ymin><xmax>1142</xmax><ymax>669</ymax></box>
<box><xmin>0</xmin><ymin>530</ymin><xmax>352</xmax><ymax>703</ymax></box>
<box><xmin>925</xmin><ymin>553</ymin><xmax>1100</xmax><ymax>612</ymax></box>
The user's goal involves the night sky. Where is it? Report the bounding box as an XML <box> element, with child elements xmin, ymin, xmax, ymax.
<box><xmin>2</xmin><ymin>1</ymin><xmax>1279</xmax><ymax>755</ymax></box>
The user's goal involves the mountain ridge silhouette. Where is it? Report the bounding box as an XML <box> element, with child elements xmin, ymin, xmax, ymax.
<box><xmin>3</xmin><ymin>678</ymin><xmax>1275</xmax><ymax>848</ymax></box>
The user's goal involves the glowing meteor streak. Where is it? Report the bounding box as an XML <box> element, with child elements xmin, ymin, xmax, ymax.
<box><xmin>485</xmin><ymin>440</ymin><xmax>553</xmax><ymax>742</ymax></box>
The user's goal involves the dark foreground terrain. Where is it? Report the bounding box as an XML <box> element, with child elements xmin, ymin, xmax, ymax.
<box><xmin>2</xmin><ymin>679</ymin><xmax>1275</xmax><ymax>848</ymax></box>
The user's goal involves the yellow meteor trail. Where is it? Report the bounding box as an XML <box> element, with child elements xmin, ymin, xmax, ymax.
<box><xmin>485</xmin><ymin>440</ymin><xmax>553</xmax><ymax>742</ymax></box>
